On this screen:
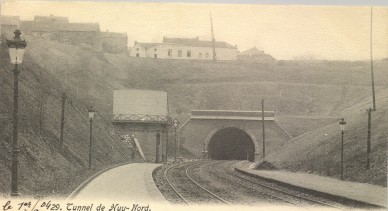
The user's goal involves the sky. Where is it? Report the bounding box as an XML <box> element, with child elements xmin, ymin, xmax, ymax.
<box><xmin>1</xmin><ymin>0</ymin><xmax>387</xmax><ymax>60</ymax></box>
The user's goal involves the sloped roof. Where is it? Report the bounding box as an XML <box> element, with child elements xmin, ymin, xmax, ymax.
<box><xmin>134</xmin><ymin>42</ymin><xmax>161</xmax><ymax>49</ymax></box>
<box><xmin>0</xmin><ymin>16</ymin><xmax>20</xmax><ymax>26</ymax></box>
<box><xmin>101</xmin><ymin>31</ymin><xmax>128</xmax><ymax>38</ymax></box>
<box><xmin>31</xmin><ymin>21</ymin><xmax>62</xmax><ymax>32</ymax></box>
<box><xmin>163</xmin><ymin>37</ymin><xmax>236</xmax><ymax>49</ymax></box>
<box><xmin>59</xmin><ymin>23</ymin><xmax>100</xmax><ymax>32</ymax></box>
<box><xmin>34</xmin><ymin>15</ymin><xmax>69</xmax><ymax>23</ymax></box>
<box><xmin>240</xmin><ymin>47</ymin><xmax>265</xmax><ymax>56</ymax></box>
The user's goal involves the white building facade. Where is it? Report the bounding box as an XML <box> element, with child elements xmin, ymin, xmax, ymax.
<box><xmin>130</xmin><ymin>37</ymin><xmax>238</xmax><ymax>61</ymax></box>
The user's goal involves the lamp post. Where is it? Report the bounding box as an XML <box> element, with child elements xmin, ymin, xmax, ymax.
<box><xmin>88</xmin><ymin>106</ymin><xmax>96</xmax><ymax>168</ymax></box>
<box><xmin>173</xmin><ymin>119</ymin><xmax>178</xmax><ymax>162</ymax></box>
<box><xmin>339</xmin><ymin>118</ymin><xmax>346</xmax><ymax>180</ymax></box>
<box><xmin>6</xmin><ymin>30</ymin><xmax>27</xmax><ymax>197</ymax></box>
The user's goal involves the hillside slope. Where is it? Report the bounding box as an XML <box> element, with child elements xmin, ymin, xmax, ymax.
<box><xmin>267</xmin><ymin>88</ymin><xmax>388</xmax><ymax>186</ymax></box>
<box><xmin>0</xmin><ymin>38</ymin><xmax>133</xmax><ymax>197</ymax></box>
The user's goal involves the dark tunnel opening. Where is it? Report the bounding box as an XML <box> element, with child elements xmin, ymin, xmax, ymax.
<box><xmin>208</xmin><ymin>127</ymin><xmax>255</xmax><ymax>161</ymax></box>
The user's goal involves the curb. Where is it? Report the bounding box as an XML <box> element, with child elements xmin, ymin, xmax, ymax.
<box><xmin>235</xmin><ymin>167</ymin><xmax>385</xmax><ymax>209</ymax></box>
<box><xmin>67</xmin><ymin>161</ymin><xmax>134</xmax><ymax>200</ymax></box>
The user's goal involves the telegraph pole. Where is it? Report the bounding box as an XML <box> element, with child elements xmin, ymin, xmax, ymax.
<box><xmin>210</xmin><ymin>12</ymin><xmax>217</xmax><ymax>62</ymax></box>
<box><xmin>155</xmin><ymin>130</ymin><xmax>160</xmax><ymax>163</ymax></box>
<box><xmin>366</xmin><ymin>108</ymin><xmax>372</xmax><ymax>169</ymax></box>
<box><xmin>370</xmin><ymin>6</ymin><xmax>376</xmax><ymax>111</ymax></box>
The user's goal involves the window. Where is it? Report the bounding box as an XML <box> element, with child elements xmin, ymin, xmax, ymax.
<box><xmin>187</xmin><ymin>50</ymin><xmax>191</xmax><ymax>57</ymax></box>
<box><xmin>136</xmin><ymin>53</ymin><xmax>140</xmax><ymax>57</ymax></box>
<box><xmin>205</xmin><ymin>52</ymin><xmax>210</xmax><ymax>58</ymax></box>
<box><xmin>178</xmin><ymin>50</ymin><xmax>182</xmax><ymax>57</ymax></box>
<box><xmin>199</xmin><ymin>53</ymin><xmax>202</xmax><ymax>58</ymax></box>
<box><xmin>168</xmin><ymin>49</ymin><xmax>172</xmax><ymax>57</ymax></box>
<box><xmin>154</xmin><ymin>54</ymin><xmax>157</xmax><ymax>59</ymax></box>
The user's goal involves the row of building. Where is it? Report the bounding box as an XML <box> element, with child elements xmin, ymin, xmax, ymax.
<box><xmin>130</xmin><ymin>37</ymin><xmax>276</xmax><ymax>62</ymax></box>
<box><xmin>1</xmin><ymin>15</ymin><xmax>276</xmax><ymax>63</ymax></box>
<box><xmin>0</xmin><ymin>15</ymin><xmax>127</xmax><ymax>53</ymax></box>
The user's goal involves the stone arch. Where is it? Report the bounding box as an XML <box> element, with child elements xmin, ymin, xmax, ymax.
<box><xmin>204</xmin><ymin>126</ymin><xmax>259</xmax><ymax>151</ymax></box>
<box><xmin>205</xmin><ymin>126</ymin><xmax>258</xmax><ymax>160</ymax></box>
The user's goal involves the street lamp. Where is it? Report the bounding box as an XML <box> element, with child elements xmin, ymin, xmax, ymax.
<box><xmin>339</xmin><ymin>118</ymin><xmax>346</xmax><ymax>180</ymax></box>
<box><xmin>7</xmin><ymin>30</ymin><xmax>27</xmax><ymax>197</ymax></box>
<box><xmin>88</xmin><ymin>106</ymin><xmax>96</xmax><ymax>168</ymax></box>
<box><xmin>173</xmin><ymin>119</ymin><xmax>178</xmax><ymax>162</ymax></box>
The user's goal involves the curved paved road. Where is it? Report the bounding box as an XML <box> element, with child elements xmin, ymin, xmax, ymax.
<box><xmin>69</xmin><ymin>163</ymin><xmax>167</xmax><ymax>203</ymax></box>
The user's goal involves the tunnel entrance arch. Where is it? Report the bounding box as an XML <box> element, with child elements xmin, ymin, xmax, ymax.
<box><xmin>208</xmin><ymin>127</ymin><xmax>255</xmax><ymax>161</ymax></box>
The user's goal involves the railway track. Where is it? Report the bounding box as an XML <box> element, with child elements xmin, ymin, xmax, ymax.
<box><xmin>206</xmin><ymin>161</ymin><xmax>303</xmax><ymax>207</ymax></box>
<box><xmin>164</xmin><ymin>161</ymin><xmax>231</xmax><ymax>205</ymax></box>
<box><xmin>163</xmin><ymin>160</ymin><xmax>354</xmax><ymax>209</ymax></box>
<box><xmin>215</xmin><ymin>160</ymin><xmax>348</xmax><ymax>210</ymax></box>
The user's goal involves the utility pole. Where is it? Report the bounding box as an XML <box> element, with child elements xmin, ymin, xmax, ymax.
<box><xmin>366</xmin><ymin>108</ymin><xmax>372</xmax><ymax>169</ymax></box>
<box><xmin>262</xmin><ymin>99</ymin><xmax>265</xmax><ymax>161</ymax></box>
<box><xmin>155</xmin><ymin>130</ymin><xmax>160</xmax><ymax>163</ymax></box>
<box><xmin>210</xmin><ymin>12</ymin><xmax>217</xmax><ymax>62</ymax></box>
<box><xmin>370</xmin><ymin>6</ymin><xmax>376</xmax><ymax>111</ymax></box>
<box><xmin>59</xmin><ymin>93</ymin><xmax>66</xmax><ymax>151</ymax></box>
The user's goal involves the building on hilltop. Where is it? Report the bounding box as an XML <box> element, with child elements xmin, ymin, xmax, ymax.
<box><xmin>101</xmin><ymin>31</ymin><xmax>128</xmax><ymax>53</ymax></box>
<box><xmin>238</xmin><ymin>47</ymin><xmax>277</xmax><ymax>64</ymax></box>
<box><xmin>0</xmin><ymin>16</ymin><xmax>20</xmax><ymax>41</ymax></box>
<box><xmin>19</xmin><ymin>15</ymin><xmax>126</xmax><ymax>53</ymax></box>
<box><xmin>130</xmin><ymin>36</ymin><xmax>238</xmax><ymax>61</ymax></box>
<box><xmin>19</xmin><ymin>15</ymin><xmax>102</xmax><ymax>51</ymax></box>
<box><xmin>34</xmin><ymin>15</ymin><xmax>69</xmax><ymax>24</ymax></box>
<box><xmin>58</xmin><ymin>23</ymin><xmax>102</xmax><ymax>50</ymax></box>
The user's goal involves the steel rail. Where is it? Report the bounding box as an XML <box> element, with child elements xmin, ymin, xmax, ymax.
<box><xmin>164</xmin><ymin>161</ymin><xmax>231</xmax><ymax>205</ymax></box>
<box><xmin>185</xmin><ymin>162</ymin><xmax>232</xmax><ymax>206</ymax></box>
<box><xmin>207</xmin><ymin>161</ymin><xmax>302</xmax><ymax>207</ymax></box>
<box><xmin>222</xmin><ymin>161</ymin><xmax>347</xmax><ymax>210</ymax></box>
<box><xmin>163</xmin><ymin>163</ymin><xmax>190</xmax><ymax>205</ymax></box>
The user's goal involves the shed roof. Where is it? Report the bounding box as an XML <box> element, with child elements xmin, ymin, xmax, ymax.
<box><xmin>240</xmin><ymin>47</ymin><xmax>265</xmax><ymax>56</ymax></box>
<box><xmin>34</xmin><ymin>15</ymin><xmax>69</xmax><ymax>23</ymax></box>
<box><xmin>59</xmin><ymin>23</ymin><xmax>100</xmax><ymax>32</ymax></box>
<box><xmin>134</xmin><ymin>42</ymin><xmax>161</xmax><ymax>49</ymax></box>
<box><xmin>101</xmin><ymin>31</ymin><xmax>127</xmax><ymax>38</ymax></box>
<box><xmin>163</xmin><ymin>37</ymin><xmax>236</xmax><ymax>49</ymax></box>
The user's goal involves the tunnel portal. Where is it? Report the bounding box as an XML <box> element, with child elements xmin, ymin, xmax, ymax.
<box><xmin>208</xmin><ymin>127</ymin><xmax>255</xmax><ymax>161</ymax></box>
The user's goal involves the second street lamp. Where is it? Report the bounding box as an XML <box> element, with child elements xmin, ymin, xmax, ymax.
<box><xmin>88</xmin><ymin>106</ymin><xmax>96</xmax><ymax>168</ymax></box>
<box><xmin>339</xmin><ymin>118</ymin><xmax>346</xmax><ymax>180</ymax></box>
<box><xmin>6</xmin><ymin>30</ymin><xmax>27</xmax><ymax>197</ymax></box>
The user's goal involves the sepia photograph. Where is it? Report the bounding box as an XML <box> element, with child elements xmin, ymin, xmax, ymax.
<box><xmin>0</xmin><ymin>0</ymin><xmax>387</xmax><ymax>210</ymax></box>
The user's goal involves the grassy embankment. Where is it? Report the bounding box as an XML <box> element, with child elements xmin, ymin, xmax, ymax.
<box><xmin>0</xmin><ymin>37</ymin><xmax>133</xmax><ymax>198</ymax></box>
